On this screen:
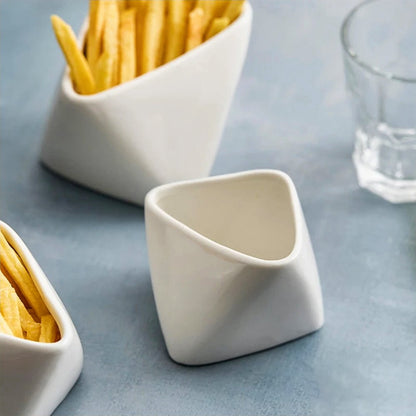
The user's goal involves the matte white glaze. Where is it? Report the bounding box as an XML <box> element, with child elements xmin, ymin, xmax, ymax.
<box><xmin>145</xmin><ymin>170</ymin><xmax>324</xmax><ymax>365</ymax></box>
<box><xmin>0</xmin><ymin>222</ymin><xmax>83</xmax><ymax>416</ymax></box>
<box><xmin>41</xmin><ymin>4</ymin><xmax>252</xmax><ymax>205</ymax></box>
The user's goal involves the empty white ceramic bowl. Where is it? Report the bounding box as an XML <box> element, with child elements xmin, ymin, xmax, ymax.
<box><xmin>41</xmin><ymin>3</ymin><xmax>252</xmax><ymax>205</ymax></box>
<box><xmin>0</xmin><ymin>221</ymin><xmax>83</xmax><ymax>416</ymax></box>
<box><xmin>145</xmin><ymin>170</ymin><xmax>324</xmax><ymax>365</ymax></box>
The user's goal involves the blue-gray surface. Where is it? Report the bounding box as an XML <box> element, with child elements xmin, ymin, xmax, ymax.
<box><xmin>1</xmin><ymin>1</ymin><xmax>415</xmax><ymax>415</ymax></box>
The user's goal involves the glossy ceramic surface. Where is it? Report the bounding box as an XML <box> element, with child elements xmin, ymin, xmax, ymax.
<box><xmin>0</xmin><ymin>222</ymin><xmax>83</xmax><ymax>416</ymax></box>
<box><xmin>145</xmin><ymin>170</ymin><xmax>324</xmax><ymax>365</ymax></box>
<box><xmin>41</xmin><ymin>3</ymin><xmax>252</xmax><ymax>205</ymax></box>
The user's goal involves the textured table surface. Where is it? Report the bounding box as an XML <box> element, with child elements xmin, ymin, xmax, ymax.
<box><xmin>1</xmin><ymin>1</ymin><xmax>415</xmax><ymax>415</ymax></box>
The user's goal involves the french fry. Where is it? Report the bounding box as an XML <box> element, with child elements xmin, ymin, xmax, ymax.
<box><xmin>213</xmin><ymin>0</ymin><xmax>229</xmax><ymax>17</ymax></box>
<box><xmin>223</xmin><ymin>0</ymin><xmax>244</xmax><ymax>22</ymax></box>
<box><xmin>205</xmin><ymin>16</ymin><xmax>229</xmax><ymax>39</ymax></box>
<box><xmin>0</xmin><ymin>270</ymin><xmax>40</xmax><ymax>342</ymax></box>
<box><xmin>135</xmin><ymin>1</ymin><xmax>146</xmax><ymax>75</ymax></box>
<box><xmin>26</xmin><ymin>321</ymin><xmax>41</xmax><ymax>342</ymax></box>
<box><xmin>127</xmin><ymin>0</ymin><xmax>144</xmax><ymax>7</ymax></box>
<box><xmin>0</xmin><ymin>231</ymin><xmax>48</xmax><ymax>317</ymax></box>
<box><xmin>87</xmin><ymin>0</ymin><xmax>107</xmax><ymax>74</ymax></box>
<box><xmin>0</xmin><ymin>270</ymin><xmax>11</xmax><ymax>292</ymax></box>
<box><xmin>0</xmin><ymin>312</ymin><xmax>13</xmax><ymax>336</ymax></box>
<box><xmin>95</xmin><ymin>51</ymin><xmax>113</xmax><ymax>92</ymax></box>
<box><xmin>196</xmin><ymin>0</ymin><xmax>216</xmax><ymax>34</ymax></box>
<box><xmin>119</xmin><ymin>8</ymin><xmax>137</xmax><ymax>83</ymax></box>
<box><xmin>0</xmin><ymin>287</ymin><xmax>23</xmax><ymax>338</ymax></box>
<box><xmin>39</xmin><ymin>315</ymin><xmax>59</xmax><ymax>343</ymax></box>
<box><xmin>141</xmin><ymin>0</ymin><xmax>166</xmax><ymax>73</ymax></box>
<box><xmin>17</xmin><ymin>300</ymin><xmax>38</xmax><ymax>326</ymax></box>
<box><xmin>27</xmin><ymin>308</ymin><xmax>38</xmax><ymax>322</ymax></box>
<box><xmin>18</xmin><ymin>301</ymin><xmax>40</xmax><ymax>337</ymax></box>
<box><xmin>50</xmin><ymin>15</ymin><xmax>95</xmax><ymax>95</ymax></box>
<box><xmin>102</xmin><ymin>1</ymin><xmax>120</xmax><ymax>86</ymax></box>
<box><xmin>1</xmin><ymin>270</ymin><xmax>36</xmax><ymax>322</ymax></box>
<box><xmin>186</xmin><ymin>7</ymin><xmax>204</xmax><ymax>51</ymax></box>
<box><xmin>117</xmin><ymin>0</ymin><xmax>128</xmax><ymax>12</ymax></box>
<box><xmin>164</xmin><ymin>0</ymin><xmax>190</xmax><ymax>63</ymax></box>
<box><xmin>1</xmin><ymin>263</ymin><xmax>28</xmax><ymax>307</ymax></box>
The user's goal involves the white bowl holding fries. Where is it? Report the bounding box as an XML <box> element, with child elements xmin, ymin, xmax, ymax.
<box><xmin>41</xmin><ymin>2</ymin><xmax>252</xmax><ymax>205</ymax></box>
<box><xmin>0</xmin><ymin>222</ymin><xmax>83</xmax><ymax>416</ymax></box>
<box><xmin>145</xmin><ymin>170</ymin><xmax>324</xmax><ymax>365</ymax></box>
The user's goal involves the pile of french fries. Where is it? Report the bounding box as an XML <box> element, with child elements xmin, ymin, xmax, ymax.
<box><xmin>51</xmin><ymin>0</ymin><xmax>245</xmax><ymax>95</ymax></box>
<box><xmin>0</xmin><ymin>231</ymin><xmax>60</xmax><ymax>343</ymax></box>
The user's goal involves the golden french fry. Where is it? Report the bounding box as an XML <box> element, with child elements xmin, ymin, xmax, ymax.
<box><xmin>39</xmin><ymin>314</ymin><xmax>59</xmax><ymax>343</ymax></box>
<box><xmin>1</xmin><ymin>264</ymin><xmax>28</xmax><ymax>307</ymax></box>
<box><xmin>117</xmin><ymin>0</ymin><xmax>128</xmax><ymax>12</ymax></box>
<box><xmin>0</xmin><ymin>312</ymin><xmax>13</xmax><ymax>336</ymax></box>
<box><xmin>27</xmin><ymin>308</ymin><xmax>38</xmax><ymax>322</ymax></box>
<box><xmin>119</xmin><ymin>8</ymin><xmax>137</xmax><ymax>83</ymax></box>
<box><xmin>1</xmin><ymin>270</ymin><xmax>39</xmax><ymax>332</ymax></box>
<box><xmin>135</xmin><ymin>0</ymin><xmax>148</xmax><ymax>75</ymax></box>
<box><xmin>102</xmin><ymin>1</ymin><xmax>120</xmax><ymax>87</ymax></box>
<box><xmin>205</xmin><ymin>16</ymin><xmax>229</xmax><ymax>39</ymax></box>
<box><xmin>223</xmin><ymin>0</ymin><xmax>244</xmax><ymax>22</ymax></box>
<box><xmin>95</xmin><ymin>51</ymin><xmax>113</xmax><ymax>92</ymax></box>
<box><xmin>196</xmin><ymin>0</ymin><xmax>217</xmax><ymax>34</ymax></box>
<box><xmin>0</xmin><ymin>287</ymin><xmax>23</xmax><ymax>338</ymax></box>
<box><xmin>19</xmin><ymin>303</ymin><xmax>38</xmax><ymax>327</ymax></box>
<box><xmin>186</xmin><ymin>7</ymin><xmax>204</xmax><ymax>51</ymax></box>
<box><xmin>17</xmin><ymin>300</ymin><xmax>38</xmax><ymax>326</ymax></box>
<box><xmin>0</xmin><ymin>270</ymin><xmax>10</xmax><ymax>291</ymax></box>
<box><xmin>50</xmin><ymin>15</ymin><xmax>95</xmax><ymax>94</ymax></box>
<box><xmin>26</xmin><ymin>321</ymin><xmax>41</xmax><ymax>342</ymax></box>
<box><xmin>18</xmin><ymin>301</ymin><xmax>40</xmax><ymax>339</ymax></box>
<box><xmin>127</xmin><ymin>0</ymin><xmax>145</xmax><ymax>7</ymax></box>
<box><xmin>141</xmin><ymin>0</ymin><xmax>166</xmax><ymax>73</ymax></box>
<box><xmin>0</xmin><ymin>232</ymin><xmax>48</xmax><ymax>317</ymax></box>
<box><xmin>213</xmin><ymin>0</ymin><xmax>229</xmax><ymax>16</ymax></box>
<box><xmin>164</xmin><ymin>0</ymin><xmax>190</xmax><ymax>63</ymax></box>
<box><xmin>87</xmin><ymin>0</ymin><xmax>107</xmax><ymax>74</ymax></box>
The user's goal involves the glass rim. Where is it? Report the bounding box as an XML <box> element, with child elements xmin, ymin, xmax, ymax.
<box><xmin>340</xmin><ymin>0</ymin><xmax>416</xmax><ymax>84</ymax></box>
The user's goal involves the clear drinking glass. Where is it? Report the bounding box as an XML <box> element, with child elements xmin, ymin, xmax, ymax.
<box><xmin>341</xmin><ymin>0</ymin><xmax>416</xmax><ymax>203</ymax></box>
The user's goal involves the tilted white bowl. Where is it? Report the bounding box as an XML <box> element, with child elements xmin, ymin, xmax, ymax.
<box><xmin>41</xmin><ymin>3</ymin><xmax>252</xmax><ymax>205</ymax></box>
<box><xmin>0</xmin><ymin>222</ymin><xmax>83</xmax><ymax>416</ymax></box>
<box><xmin>145</xmin><ymin>170</ymin><xmax>324</xmax><ymax>365</ymax></box>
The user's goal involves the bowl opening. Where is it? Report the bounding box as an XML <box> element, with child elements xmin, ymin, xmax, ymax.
<box><xmin>156</xmin><ymin>172</ymin><xmax>297</xmax><ymax>261</ymax></box>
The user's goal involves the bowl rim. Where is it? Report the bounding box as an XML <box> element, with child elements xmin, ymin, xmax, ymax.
<box><xmin>145</xmin><ymin>169</ymin><xmax>304</xmax><ymax>268</ymax></box>
<box><xmin>340</xmin><ymin>0</ymin><xmax>416</xmax><ymax>83</ymax></box>
<box><xmin>0</xmin><ymin>221</ymin><xmax>75</xmax><ymax>352</ymax></box>
<box><xmin>61</xmin><ymin>1</ymin><xmax>253</xmax><ymax>103</ymax></box>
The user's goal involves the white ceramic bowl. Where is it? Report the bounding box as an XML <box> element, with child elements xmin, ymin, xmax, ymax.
<box><xmin>0</xmin><ymin>222</ymin><xmax>83</xmax><ymax>416</ymax></box>
<box><xmin>145</xmin><ymin>170</ymin><xmax>324</xmax><ymax>365</ymax></box>
<box><xmin>41</xmin><ymin>4</ymin><xmax>252</xmax><ymax>205</ymax></box>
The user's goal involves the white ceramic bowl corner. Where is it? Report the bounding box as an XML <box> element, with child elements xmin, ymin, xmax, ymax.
<box><xmin>41</xmin><ymin>3</ymin><xmax>253</xmax><ymax>205</ymax></box>
<box><xmin>145</xmin><ymin>170</ymin><xmax>324</xmax><ymax>365</ymax></box>
<box><xmin>0</xmin><ymin>222</ymin><xmax>83</xmax><ymax>416</ymax></box>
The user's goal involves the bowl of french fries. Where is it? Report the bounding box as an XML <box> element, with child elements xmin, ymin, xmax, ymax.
<box><xmin>0</xmin><ymin>222</ymin><xmax>83</xmax><ymax>416</ymax></box>
<box><xmin>41</xmin><ymin>0</ymin><xmax>252</xmax><ymax>205</ymax></box>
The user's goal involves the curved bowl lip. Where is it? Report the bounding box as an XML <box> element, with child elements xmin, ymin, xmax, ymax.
<box><xmin>61</xmin><ymin>1</ymin><xmax>253</xmax><ymax>103</ymax></box>
<box><xmin>340</xmin><ymin>0</ymin><xmax>416</xmax><ymax>83</ymax></box>
<box><xmin>0</xmin><ymin>221</ymin><xmax>75</xmax><ymax>352</ymax></box>
<box><xmin>145</xmin><ymin>169</ymin><xmax>304</xmax><ymax>268</ymax></box>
